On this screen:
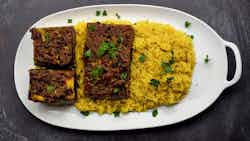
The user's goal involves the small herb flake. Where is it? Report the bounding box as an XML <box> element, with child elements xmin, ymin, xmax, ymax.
<box><xmin>139</xmin><ymin>54</ymin><xmax>145</xmax><ymax>63</ymax></box>
<box><xmin>169</xmin><ymin>50</ymin><xmax>175</xmax><ymax>64</ymax></box>
<box><xmin>113</xmin><ymin>111</ymin><xmax>120</xmax><ymax>117</ymax></box>
<box><xmin>190</xmin><ymin>35</ymin><xmax>194</xmax><ymax>39</ymax></box>
<box><xmin>97</xmin><ymin>42</ymin><xmax>118</xmax><ymax>58</ymax></box>
<box><xmin>115</xmin><ymin>13</ymin><xmax>121</xmax><ymax>19</ymax></box>
<box><xmin>161</xmin><ymin>62</ymin><xmax>173</xmax><ymax>73</ymax></box>
<box><xmin>120</xmin><ymin>72</ymin><xmax>127</xmax><ymax>80</ymax></box>
<box><xmin>84</xmin><ymin>49</ymin><xmax>92</xmax><ymax>58</ymax></box>
<box><xmin>47</xmin><ymin>84</ymin><xmax>55</xmax><ymax>93</ymax></box>
<box><xmin>117</xmin><ymin>35</ymin><xmax>123</xmax><ymax>44</ymax></box>
<box><xmin>88</xmin><ymin>25</ymin><xmax>96</xmax><ymax>32</ymax></box>
<box><xmin>97</xmin><ymin>42</ymin><xmax>109</xmax><ymax>57</ymax></box>
<box><xmin>107</xmin><ymin>42</ymin><xmax>118</xmax><ymax>58</ymax></box>
<box><xmin>102</xmin><ymin>10</ymin><xmax>107</xmax><ymax>16</ymax></box>
<box><xmin>80</xmin><ymin>111</ymin><xmax>90</xmax><ymax>116</ymax></box>
<box><xmin>204</xmin><ymin>54</ymin><xmax>210</xmax><ymax>64</ymax></box>
<box><xmin>113</xmin><ymin>88</ymin><xmax>120</xmax><ymax>94</ymax></box>
<box><xmin>96</xmin><ymin>10</ymin><xmax>101</xmax><ymax>16</ymax></box>
<box><xmin>185</xmin><ymin>21</ymin><xmax>191</xmax><ymax>28</ymax></box>
<box><xmin>149</xmin><ymin>79</ymin><xmax>160</xmax><ymax>88</ymax></box>
<box><xmin>91</xmin><ymin>66</ymin><xmax>104</xmax><ymax>79</ymax></box>
<box><xmin>166</xmin><ymin>77</ymin><xmax>174</xmax><ymax>83</ymax></box>
<box><xmin>67</xmin><ymin>19</ymin><xmax>72</xmax><ymax>23</ymax></box>
<box><xmin>44</xmin><ymin>32</ymin><xmax>50</xmax><ymax>45</ymax></box>
<box><xmin>152</xmin><ymin>109</ymin><xmax>158</xmax><ymax>117</ymax></box>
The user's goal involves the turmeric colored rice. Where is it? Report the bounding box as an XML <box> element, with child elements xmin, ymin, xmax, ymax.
<box><xmin>74</xmin><ymin>20</ymin><xmax>195</xmax><ymax>114</ymax></box>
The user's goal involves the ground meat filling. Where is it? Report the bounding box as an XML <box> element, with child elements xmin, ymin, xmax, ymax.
<box><xmin>30</xmin><ymin>26</ymin><xmax>76</xmax><ymax>67</ymax></box>
<box><xmin>29</xmin><ymin>69</ymin><xmax>75</xmax><ymax>104</ymax></box>
<box><xmin>84</xmin><ymin>23</ymin><xmax>134</xmax><ymax>100</ymax></box>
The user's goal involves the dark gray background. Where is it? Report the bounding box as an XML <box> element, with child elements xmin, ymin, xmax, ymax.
<box><xmin>0</xmin><ymin>0</ymin><xmax>249</xmax><ymax>141</ymax></box>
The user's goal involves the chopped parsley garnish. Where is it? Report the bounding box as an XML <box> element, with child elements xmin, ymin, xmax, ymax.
<box><xmin>115</xmin><ymin>13</ymin><xmax>121</xmax><ymax>19</ymax></box>
<box><xmin>47</xmin><ymin>84</ymin><xmax>55</xmax><ymax>93</ymax></box>
<box><xmin>152</xmin><ymin>109</ymin><xmax>158</xmax><ymax>117</ymax></box>
<box><xmin>44</xmin><ymin>32</ymin><xmax>50</xmax><ymax>45</ymax></box>
<box><xmin>161</xmin><ymin>62</ymin><xmax>173</xmax><ymax>73</ymax></box>
<box><xmin>117</xmin><ymin>35</ymin><xmax>123</xmax><ymax>44</ymax></box>
<box><xmin>96</xmin><ymin>10</ymin><xmax>101</xmax><ymax>16</ymax></box>
<box><xmin>185</xmin><ymin>21</ymin><xmax>191</xmax><ymax>28</ymax></box>
<box><xmin>190</xmin><ymin>35</ymin><xmax>194</xmax><ymax>39</ymax></box>
<box><xmin>139</xmin><ymin>54</ymin><xmax>145</xmax><ymax>63</ymax></box>
<box><xmin>88</xmin><ymin>25</ymin><xmax>96</xmax><ymax>31</ymax></box>
<box><xmin>113</xmin><ymin>111</ymin><xmax>120</xmax><ymax>117</ymax></box>
<box><xmin>169</xmin><ymin>50</ymin><xmax>175</xmax><ymax>64</ymax></box>
<box><xmin>120</xmin><ymin>72</ymin><xmax>127</xmax><ymax>80</ymax></box>
<box><xmin>102</xmin><ymin>10</ymin><xmax>107</xmax><ymax>16</ymax></box>
<box><xmin>107</xmin><ymin>42</ymin><xmax>118</xmax><ymax>58</ymax></box>
<box><xmin>97</xmin><ymin>42</ymin><xmax>109</xmax><ymax>57</ymax></box>
<box><xmin>84</xmin><ymin>49</ymin><xmax>92</xmax><ymax>58</ymax></box>
<box><xmin>80</xmin><ymin>111</ymin><xmax>90</xmax><ymax>116</ymax></box>
<box><xmin>113</xmin><ymin>88</ymin><xmax>120</xmax><ymax>94</ymax></box>
<box><xmin>149</xmin><ymin>79</ymin><xmax>160</xmax><ymax>88</ymax></box>
<box><xmin>204</xmin><ymin>54</ymin><xmax>210</xmax><ymax>64</ymax></box>
<box><xmin>97</xmin><ymin>42</ymin><xmax>118</xmax><ymax>58</ymax></box>
<box><xmin>166</xmin><ymin>77</ymin><xmax>174</xmax><ymax>83</ymax></box>
<box><xmin>90</xmin><ymin>66</ymin><xmax>104</xmax><ymax>79</ymax></box>
<box><xmin>67</xmin><ymin>19</ymin><xmax>72</xmax><ymax>23</ymax></box>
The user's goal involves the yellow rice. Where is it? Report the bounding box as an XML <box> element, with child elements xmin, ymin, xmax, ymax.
<box><xmin>74</xmin><ymin>20</ymin><xmax>195</xmax><ymax>114</ymax></box>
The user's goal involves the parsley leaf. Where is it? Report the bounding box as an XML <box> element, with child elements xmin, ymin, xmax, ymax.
<box><xmin>44</xmin><ymin>32</ymin><xmax>50</xmax><ymax>45</ymax></box>
<box><xmin>169</xmin><ymin>50</ymin><xmax>175</xmax><ymax>64</ymax></box>
<box><xmin>115</xmin><ymin>13</ymin><xmax>121</xmax><ymax>19</ymax></box>
<box><xmin>149</xmin><ymin>79</ymin><xmax>160</xmax><ymax>88</ymax></box>
<box><xmin>90</xmin><ymin>66</ymin><xmax>104</xmax><ymax>79</ymax></box>
<box><xmin>47</xmin><ymin>84</ymin><xmax>55</xmax><ymax>93</ymax></box>
<box><xmin>97</xmin><ymin>42</ymin><xmax>118</xmax><ymax>58</ymax></box>
<box><xmin>84</xmin><ymin>49</ymin><xmax>92</xmax><ymax>58</ymax></box>
<box><xmin>139</xmin><ymin>54</ymin><xmax>145</xmax><ymax>63</ymax></box>
<box><xmin>189</xmin><ymin>35</ymin><xmax>194</xmax><ymax>39</ymax></box>
<box><xmin>113</xmin><ymin>88</ymin><xmax>120</xmax><ymax>94</ymax></box>
<box><xmin>205</xmin><ymin>54</ymin><xmax>210</xmax><ymax>64</ymax></box>
<box><xmin>67</xmin><ymin>19</ymin><xmax>72</xmax><ymax>23</ymax></box>
<box><xmin>185</xmin><ymin>21</ymin><xmax>191</xmax><ymax>28</ymax></box>
<box><xmin>80</xmin><ymin>111</ymin><xmax>90</xmax><ymax>116</ymax></box>
<box><xmin>96</xmin><ymin>10</ymin><xmax>101</xmax><ymax>16</ymax></box>
<box><xmin>102</xmin><ymin>10</ymin><xmax>107</xmax><ymax>16</ymax></box>
<box><xmin>166</xmin><ymin>77</ymin><xmax>174</xmax><ymax>83</ymax></box>
<box><xmin>97</xmin><ymin>42</ymin><xmax>109</xmax><ymax>57</ymax></box>
<box><xmin>88</xmin><ymin>25</ymin><xmax>96</xmax><ymax>32</ymax></box>
<box><xmin>117</xmin><ymin>35</ymin><xmax>123</xmax><ymax>44</ymax></box>
<box><xmin>161</xmin><ymin>62</ymin><xmax>173</xmax><ymax>73</ymax></box>
<box><xmin>107</xmin><ymin>42</ymin><xmax>118</xmax><ymax>58</ymax></box>
<box><xmin>120</xmin><ymin>72</ymin><xmax>127</xmax><ymax>80</ymax></box>
<box><xmin>113</xmin><ymin>111</ymin><xmax>120</xmax><ymax>117</ymax></box>
<box><xmin>152</xmin><ymin>109</ymin><xmax>158</xmax><ymax>117</ymax></box>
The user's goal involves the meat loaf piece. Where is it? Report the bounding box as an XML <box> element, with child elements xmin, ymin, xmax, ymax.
<box><xmin>30</xmin><ymin>26</ymin><xmax>76</xmax><ymax>67</ymax></box>
<box><xmin>84</xmin><ymin>23</ymin><xmax>134</xmax><ymax>100</ymax></box>
<box><xmin>29</xmin><ymin>69</ymin><xmax>75</xmax><ymax>105</ymax></box>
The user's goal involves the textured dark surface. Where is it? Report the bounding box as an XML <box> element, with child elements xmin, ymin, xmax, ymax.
<box><xmin>0</xmin><ymin>0</ymin><xmax>249</xmax><ymax>141</ymax></box>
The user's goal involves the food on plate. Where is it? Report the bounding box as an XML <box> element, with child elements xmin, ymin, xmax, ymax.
<box><xmin>29</xmin><ymin>69</ymin><xmax>75</xmax><ymax>105</ymax></box>
<box><xmin>30</xmin><ymin>26</ymin><xmax>76</xmax><ymax>67</ymax></box>
<box><xmin>83</xmin><ymin>23</ymin><xmax>134</xmax><ymax>99</ymax></box>
<box><xmin>28</xmin><ymin>18</ymin><xmax>195</xmax><ymax>114</ymax></box>
<box><xmin>74</xmin><ymin>20</ymin><xmax>195</xmax><ymax>114</ymax></box>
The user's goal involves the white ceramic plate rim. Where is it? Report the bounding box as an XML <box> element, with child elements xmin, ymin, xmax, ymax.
<box><xmin>14</xmin><ymin>4</ymin><xmax>242</xmax><ymax>131</ymax></box>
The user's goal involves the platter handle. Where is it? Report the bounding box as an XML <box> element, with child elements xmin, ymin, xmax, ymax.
<box><xmin>223</xmin><ymin>40</ymin><xmax>242</xmax><ymax>88</ymax></box>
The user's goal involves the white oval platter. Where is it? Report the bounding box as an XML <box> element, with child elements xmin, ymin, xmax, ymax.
<box><xmin>14</xmin><ymin>4</ymin><xmax>242</xmax><ymax>131</ymax></box>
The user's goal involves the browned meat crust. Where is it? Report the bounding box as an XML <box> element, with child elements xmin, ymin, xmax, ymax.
<box><xmin>30</xmin><ymin>26</ymin><xmax>76</xmax><ymax>67</ymax></box>
<box><xmin>29</xmin><ymin>69</ymin><xmax>75</xmax><ymax>104</ymax></box>
<box><xmin>84</xmin><ymin>23</ymin><xmax>134</xmax><ymax>100</ymax></box>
